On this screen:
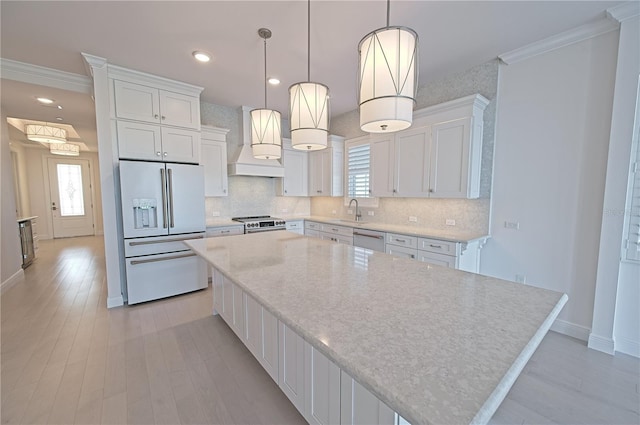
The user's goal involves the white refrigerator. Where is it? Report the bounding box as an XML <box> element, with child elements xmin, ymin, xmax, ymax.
<box><xmin>119</xmin><ymin>160</ymin><xmax>206</xmax><ymax>304</ymax></box>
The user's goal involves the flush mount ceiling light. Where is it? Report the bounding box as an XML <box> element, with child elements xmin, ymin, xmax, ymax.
<box><xmin>268</xmin><ymin>77</ymin><xmax>280</xmax><ymax>85</ymax></box>
<box><xmin>25</xmin><ymin>123</ymin><xmax>67</xmax><ymax>144</ymax></box>
<box><xmin>289</xmin><ymin>0</ymin><xmax>330</xmax><ymax>151</ymax></box>
<box><xmin>36</xmin><ymin>97</ymin><xmax>54</xmax><ymax>104</ymax></box>
<box><xmin>49</xmin><ymin>142</ymin><xmax>79</xmax><ymax>156</ymax></box>
<box><xmin>358</xmin><ymin>0</ymin><xmax>418</xmax><ymax>133</ymax></box>
<box><xmin>192</xmin><ymin>51</ymin><xmax>211</xmax><ymax>63</ymax></box>
<box><xmin>251</xmin><ymin>28</ymin><xmax>282</xmax><ymax>160</ymax></box>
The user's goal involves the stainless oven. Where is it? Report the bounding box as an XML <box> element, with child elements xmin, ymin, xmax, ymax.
<box><xmin>232</xmin><ymin>216</ymin><xmax>286</xmax><ymax>234</ymax></box>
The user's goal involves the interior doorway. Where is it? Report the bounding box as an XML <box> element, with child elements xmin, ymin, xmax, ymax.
<box><xmin>46</xmin><ymin>157</ymin><xmax>94</xmax><ymax>238</ymax></box>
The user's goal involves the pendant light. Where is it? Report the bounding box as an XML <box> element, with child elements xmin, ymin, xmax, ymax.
<box><xmin>289</xmin><ymin>0</ymin><xmax>330</xmax><ymax>151</ymax></box>
<box><xmin>25</xmin><ymin>123</ymin><xmax>67</xmax><ymax>144</ymax></box>
<box><xmin>251</xmin><ymin>28</ymin><xmax>282</xmax><ymax>160</ymax></box>
<box><xmin>358</xmin><ymin>0</ymin><xmax>418</xmax><ymax>133</ymax></box>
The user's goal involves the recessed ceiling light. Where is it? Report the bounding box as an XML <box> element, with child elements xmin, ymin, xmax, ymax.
<box><xmin>268</xmin><ymin>77</ymin><xmax>280</xmax><ymax>85</ymax></box>
<box><xmin>192</xmin><ymin>51</ymin><xmax>211</xmax><ymax>63</ymax></box>
<box><xmin>57</xmin><ymin>105</ymin><xmax>63</xmax><ymax>110</ymax></box>
<box><xmin>36</xmin><ymin>97</ymin><xmax>54</xmax><ymax>104</ymax></box>
<box><xmin>55</xmin><ymin>117</ymin><xmax>63</xmax><ymax>121</ymax></box>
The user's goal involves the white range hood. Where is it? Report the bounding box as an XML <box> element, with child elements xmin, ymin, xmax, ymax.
<box><xmin>228</xmin><ymin>106</ymin><xmax>284</xmax><ymax>178</ymax></box>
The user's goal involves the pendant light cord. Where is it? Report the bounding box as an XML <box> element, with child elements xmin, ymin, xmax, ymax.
<box><xmin>307</xmin><ymin>0</ymin><xmax>311</xmax><ymax>82</ymax></box>
<box><xmin>264</xmin><ymin>37</ymin><xmax>268</xmax><ymax>108</ymax></box>
<box><xmin>386</xmin><ymin>0</ymin><xmax>390</xmax><ymax>27</ymax></box>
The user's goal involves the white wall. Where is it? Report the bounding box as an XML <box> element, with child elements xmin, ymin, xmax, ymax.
<box><xmin>481</xmin><ymin>30</ymin><xmax>620</xmax><ymax>339</ymax></box>
<box><xmin>1</xmin><ymin>109</ymin><xmax>24</xmax><ymax>289</ymax></box>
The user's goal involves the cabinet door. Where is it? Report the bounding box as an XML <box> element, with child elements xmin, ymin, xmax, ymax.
<box><xmin>116</xmin><ymin>121</ymin><xmax>163</xmax><ymax>161</ymax></box>
<box><xmin>244</xmin><ymin>293</ymin><xmax>262</xmax><ymax>357</ymax></box>
<box><xmin>161</xmin><ymin>127</ymin><xmax>200</xmax><ymax>164</ymax></box>
<box><xmin>231</xmin><ymin>283</ymin><xmax>245</xmax><ymax>338</ymax></box>
<box><xmin>279</xmin><ymin>321</ymin><xmax>305</xmax><ymax>415</ymax></box>
<box><xmin>429</xmin><ymin>117</ymin><xmax>471</xmax><ymax>198</ymax></box>
<box><xmin>212</xmin><ymin>268</ymin><xmax>224</xmax><ymax>316</ymax></box>
<box><xmin>201</xmin><ymin>141</ymin><xmax>228</xmax><ymax>196</ymax></box>
<box><xmin>395</xmin><ymin>127</ymin><xmax>431</xmax><ymax>197</ymax></box>
<box><xmin>385</xmin><ymin>244</ymin><xmax>417</xmax><ymax>260</ymax></box>
<box><xmin>279</xmin><ymin>149</ymin><xmax>309</xmax><ymax>196</ymax></box>
<box><xmin>308</xmin><ymin>150</ymin><xmax>329</xmax><ymax>196</ymax></box>
<box><xmin>340</xmin><ymin>371</ymin><xmax>396</xmax><ymax>425</ymax></box>
<box><xmin>221</xmin><ymin>275</ymin><xmax>234</xmax><ymax>323</ymax></box>
<box><xmin>113</xmin><ymin>80</ymin><xmax>160</xmax><ymax>123</ymax></box>
<box><xmin>417</xmin><ymin>251</ymin><xmax>456</xmax><ymax>268</ymax></box>
<box><xmin>370</xmin><ymin>135</ymin><xmax>395</xmax><ymax>197</ymax></box>
<box><xmin>159</xmin><ymin>90</ymin><xmax>200</xmax><ymax>130</ymax></box>
<box><xmin>305</xmin><ymin>342</ymin><xmax>341</xmax><ymax>425</ymax></box>
<box><xmin>261</xmin><ymin>308</ymin><xmax>279</xmax><ymax>383</ymax></box>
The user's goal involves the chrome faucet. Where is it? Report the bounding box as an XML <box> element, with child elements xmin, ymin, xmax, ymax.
<box><xmin>348</xmin><ymin>198</ymin><xmax>362</xmax><ymax>222</ymax></box>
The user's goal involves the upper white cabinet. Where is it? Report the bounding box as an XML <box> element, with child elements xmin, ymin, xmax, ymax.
<box><xmin>201</xmin><ymin>125</ymin><xmax>230</xmax><ymax>197</ymax></box>
<box><xmin>309</xmin><ymin>136</ymin><xmax>345</xmax><ymax>197</ymax></box>
<box><xmin>370</xmin><ymin>94</ymin><xmax>488</xmax><ymax>199</ymax></box>
<box><xmin>109</xmin><ymin>67</ymin><xmax>203</xmax><ymax>164</ymax></box>
<box><xmin>277</xmin><ymin>139</ymin><xmax>309</xmax><ymax>197</ymax></box>
<box><xmin>114</xmin><ymin>80</ymin><xmax>200</xmax><ymax>130</ymax></box>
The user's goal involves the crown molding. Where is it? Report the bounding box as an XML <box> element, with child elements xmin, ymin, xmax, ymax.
<box><xmin>499</xmin><ymin>16</ymin><xmax>619</xmax><ymax>65</ymax></box>
<box><xmin>0</xmin><ymin>58</ymin><xmax>92</xmax><ymax>94</ymax></box>
<box><xmin>414</xmin><ymin>94</ymin><xmax>489</xmax><ymax>120</ymax></box>
<box><xmin>106</xmin><ymin>63</ymin><xmax>204</xmax><ymax>96</ymax></box>
<box><xmin>607</xmin><ymin>1</ymin><xmax>640</xmax><ymax>22</ymax></box>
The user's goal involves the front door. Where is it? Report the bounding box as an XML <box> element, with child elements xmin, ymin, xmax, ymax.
<box><xmin>47</xmin><ymin>157</ymin><xmax>94</xmax><ymax>238</ymax></box>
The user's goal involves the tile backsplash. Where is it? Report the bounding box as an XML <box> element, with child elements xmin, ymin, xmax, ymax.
<box><xmin>205</xmin><ymin>176</ymin><xmax>310</xmax><ymax>218</ymax></box>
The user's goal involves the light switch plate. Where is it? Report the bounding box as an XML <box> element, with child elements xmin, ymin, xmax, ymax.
<box><xmin>211</xmin><ymin>211</ymin><xmax>220</xmax><ymax>217</ymax></box>
<box><xmin>446</xmin><ymin>219</ymin><xmax>456</xmax><ymax>226</ymax></box>
<box><xmin>409</xmin><ymin>216</ymin><xmax>418</xmax><ymax>222</ymax></box>
<box><xmin>368</xmin><ymin>211</ymin><xmax>375</xmax><ymax>216</ymax></box>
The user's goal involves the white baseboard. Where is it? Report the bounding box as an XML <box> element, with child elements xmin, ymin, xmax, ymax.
<box><xmin>1</xmin><ymin>268</ymin><xmax>25</xmax><ymax>294</ymax></box>
<box><xmin>107</xmin><ymin>295</ymin><xmax>124</xmax><ymax>308</ymax></box>
<box><xmin>551</xmin><ymin>319</ymin><xmax>590</xmax><ymax>341</ymax></box>
<box><xmin>588</xmin><ymin>333</ymin><xmax>615</xmax><ymax>355</ymax></box>
<box><xmin>615</xmin><ymin>336</ymin><xmax>640</xmax><ymax>358</ymax></box>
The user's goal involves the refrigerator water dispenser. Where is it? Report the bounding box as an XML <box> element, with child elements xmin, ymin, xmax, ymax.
<box><xmin>132</xmin><ymin>198</ymin><xmax>158</xmax><ymax>229</ymax></box>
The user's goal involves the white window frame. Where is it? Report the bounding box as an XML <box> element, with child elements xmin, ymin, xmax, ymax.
<box><xmin>344</xmin><ymin>136</ymin><xmax>378</xmax><ymax>208</ymax></box>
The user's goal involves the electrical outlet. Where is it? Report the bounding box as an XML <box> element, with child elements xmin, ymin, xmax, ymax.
<box><xmin>367</xmin><ymin>211</ymin><xmax>375</xmax><ymax>216</ymax></box>
<box><xmin>446</xmin><ymin>219</ymin><xmax>456</xmax><ymax>226</ymax></box>
<box><xmin>504</xmin><ymin>221</ymin><xmax>520</xmax><ymax>230</ymax></box>
<box><xmin>211</xmin><ymin>211</ymin><xmax>220</xmax><ymax>217</ymax></box>
<box><xmin>281</xmin><ymin>208</ymin><xmax>288</xmax><ymax>213</ymax></box>
<box><xmin>347</xmin><ymin>209</ymin><xmax>353</xmax><ymax>214</ymax></box>
<box><xmin>332</xmin><ymin>210</ymin><xmax>337</xmax><ymax>215</ymax></box>
<box><xmin>409</xmin><ymin>216</ymin><xmax>418</xmax><ymax>222</ymax></box>
<box><xmin>515</xmin><ymin>274</ymin><xmax>526</xmax><ymax>284</ymax></box>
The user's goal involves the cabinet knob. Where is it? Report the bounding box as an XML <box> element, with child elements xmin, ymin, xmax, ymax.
<box><xmin>161</xmin><ymin>116</ymin><xmax>166</xmax><ymax>120</ymax></box>
<box><xmin>163</xmin><ymin>152</ymin><xmax>168</xmax><ymax>157</ymax></box>
<box><xmin>284</xmin><ymin>190</ymin><xmax>288</xmax><ymax>193</ymax></box>
<box><xmin>154</xmin><ymin>114</ymin><xmax>159</xmax><ymax>119</ymax></box>
<box><xmin>317</xmin><ymin>190</ymin><xmax>321</xmax><ymax>193</ymax></box>
<box><xmin>156</xmin><ymin>151</ymin><xmax>161</xmax><ymax>156</ymax></box>
<box><xmin>429</xmin><ymin>188</ymin><xmax>434</xmax><ymax>193</ymax></box>
<box><xmin>223</xmin><ymin>189</ymin><xmax>227</xmax><ymax>193</ymax></box>
<box><xmin>393</xmin><ymin>189</ymin><xmax>397</xmax><ymax>193</ymax></box>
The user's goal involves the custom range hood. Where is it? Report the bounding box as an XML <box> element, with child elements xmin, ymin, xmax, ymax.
<box><xmin>228</xmin><ymin>106</ymin><xmax>285</xmax><ymax>177</ymax></box>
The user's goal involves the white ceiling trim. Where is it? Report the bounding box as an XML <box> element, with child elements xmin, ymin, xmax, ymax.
<box><xmin>106</xmin><ymin>62</ymin><xmax>204</xmax><ymax>95</ymax></box>
<box><xmin>0</xmin><ymin>58</ymin><xmax>92</xmax><ymax>94</ymax></box>
<box><xmin>607</xmin><ymin>1</ymin><xmax>640</xmax><ymax>22</ymax></box>
<box><xmin>498</xmin><ymin>15</ymin><xmax>619</xmax><ymax>65</ymax></box>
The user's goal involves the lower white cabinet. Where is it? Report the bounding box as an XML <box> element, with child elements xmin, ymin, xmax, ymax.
<box><xmin>279</xmin><ymin>322</ymin><xmax>306</xmax><ymax>415</ymax></box>
<box><xmin>304</xmin><ymin>343</ymin><xmax>341</xmax><ymax>425</ymax></box>
<box><xmin>244</xmin><ymin>293</ymin><xmax>279</xmax><ymax>383</ymax></box>
<box><xmin>206</xmin><ymin>225</ymin><xmax>244</xmax><ymax>237</ymax></box>
<box><xmin>286</xmin><ymin>220</ymin><xmax>305</xmax><ymax>235</ymax></box>
<box><xmin>341</xmin><ymin>371</ymin><xmax>409</xmax><ymax>425</ymax></box>
<box><xmin>417</xmin><ymin>250</ymin><xmax>456</xmax><ymax>268</ymax></box>
<box><xmin>385</xmin><ymin>244</ymin><xmax>417</xmax><ymax>260</ymax></box>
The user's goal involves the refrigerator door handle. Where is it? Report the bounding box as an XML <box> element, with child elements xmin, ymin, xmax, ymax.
<box><xmin>160</xmin><ymin>168</ymin><xmax>168</xmax><ymax>228</ymax></box>
<box><xmin>168</xmin><ymin>168</ymin><xmax>175</xmax><ymax>228</ymax></box>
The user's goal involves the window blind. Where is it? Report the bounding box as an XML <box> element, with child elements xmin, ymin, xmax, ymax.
<box><xmin>347</xmin><ymin>143</ymin><xmax>371</xmax><ymax>198</ymax></box>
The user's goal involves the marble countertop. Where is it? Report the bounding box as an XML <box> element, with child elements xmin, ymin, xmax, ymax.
<box><xmin>185</xmin><ymin>232</ymin><xmax>567</xmax><ymax>425</ymax></box>
<box><xmin>16</xmin><ymin>216</ymin><xmax>38</xmax><ymax>223</ymax></box>
<box><xmin>282</xmin><ymin>215</ymin><xmax>488</xmax><ymax>243</ymax></box>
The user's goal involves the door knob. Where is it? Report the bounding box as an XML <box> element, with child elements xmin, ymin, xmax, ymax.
<box><xmin>52</xmin><ymin>206</ymin><xmax>57</xmax><ymax>211</ymax></box>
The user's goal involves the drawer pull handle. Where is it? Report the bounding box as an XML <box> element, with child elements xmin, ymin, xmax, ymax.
<box><xmin>131</xmin><ymin>252</ymin><xmax>196</xmax><ymax>265</ymax></box>
<box><xmin>129</xmin><ymin>234</ymin><xmax>203</xmax><ymax>246</ymax></box>
<box><xmin>410</xmin><ymin>254</ymin><xmax>415</xmax><ymax>259</ymax></box>
<box><xmin>395</xmin><ymin>238</ymin><xmax>406</xmax><ymax>243</ymax></box>
<box><xmin>221</xmin><ymin>230</ymin><xmax>230</xmax><ymax>234</ymax></box>
<box><xmin>353</xmin><ymin>232</ymin><xmax>384</xmax><ymax>240</ymax></box>
<box><xmin>429</xmin><ymin>244</ymin><xmax>442</xmax><ymax>248</ymax></box>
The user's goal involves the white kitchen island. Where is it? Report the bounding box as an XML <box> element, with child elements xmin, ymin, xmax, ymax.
<box><xmin>185</xmin><ymin>232</ymin><xmax>567</xmax><ymax>425</ymax></box>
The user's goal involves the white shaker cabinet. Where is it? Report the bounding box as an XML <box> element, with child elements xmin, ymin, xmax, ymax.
<box><xmin>286</xmin><ymin>220</ymin><xmax>305</xmax><ymax>235</ymax></box>
<box><xmin>309</xmin><ymin>136</ymin><xmax>344</xmax><ymax>197</ymax></box>
<box><xmin>201</xmin><ymin>125</ymin><xmax>230</xmax><ymax>196</ymax></box>
<box><xmin>244</xmin><ymin>294</ymin><xmax>279</xmax><ymax>383</ymax></box>
<box><xmin>114</xmin><ymin>80</ymin><xmax>200</xmax><ymax>130</ymax></box>
<box><xmin>340</xmin><ymin>371</ymin><xmax>397</xmax><ymax>425</ymax></box>
<box><xmin>370</xmin><ymin>94</ymin><xmax>488</xmax><ymax>199</ymax></box>
<box><xmin>279</xmin><ymin>321</ymin><xmax>306</xmax><ymax>416</ymax></box>
<box><xmin>277</xmin><ymin>139</ymin><xmax>309</xmax><ymax>197</ymax></box>
<box><xmin>304</xmin><ymin>342</ymin><xmax>341</xmax><ymax>425</ymax></box>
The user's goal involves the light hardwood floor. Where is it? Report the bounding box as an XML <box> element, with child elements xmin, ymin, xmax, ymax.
<box><xmin>1</xmin><ymin>236</ymin><xmax>638</xmax><ymax>425</ymax></box>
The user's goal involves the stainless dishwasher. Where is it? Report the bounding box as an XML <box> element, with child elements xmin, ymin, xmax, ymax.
<box><xmin>352</xmin><ymin>228</ymin><xmax>385</xmax><ymax>252</ymax></box>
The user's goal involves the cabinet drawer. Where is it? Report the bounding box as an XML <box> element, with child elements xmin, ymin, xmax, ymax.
<box><xmin>320</xmin><ymin>233</ymin><xmax>353</xmax><ymax>245</ymax></box>
<box><xmin>417</xmin><ymin>251</ymin><xmax>456</xmax><ymax>268</ymax></box>
<box><xmin>386</xmin><ymin>233</ymin><xmax>418</xmax><ymax>249</ymax></box>
<box><xmin>418</xmin><ymin>238</ymin><xmax>457</xmax><ymax>255</ymax></box>
<box><xmin>124</xmin><ymin>234</ymin><xmax>203</xmax><ymax>257</ymax></box>
<box><xmin>385</xmin><ymin>244</ymin><xmax>417</xmax><ymax>259</ymax></box>
<box><xmin>206</xmin><ymin>226</ymin><xmax>244</xmax><ymax>237</ymax></box>
<box><xmin>286</xmin><ymin>220</ymin><xmax>304</xmax><ymax>230</ymax></box>
<box><xmin>305</xmin><ymin>229</ymin><xmax>320</xmax><ymax>238</ymax></box>
<box><xmin>305</xmin><ymin>221</ymin><xmax>322</xmax><ymax>231</ymax></box>
<box><xmin>321</xmin><ymin>224</ymin><xmax>353</xmax><ymax>237</ymax></box>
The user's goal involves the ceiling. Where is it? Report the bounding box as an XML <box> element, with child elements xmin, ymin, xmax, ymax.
<box><xmin>0</xmin><ymin>1</ymin><xmax>622</xmax><ymax>151</ymax></box>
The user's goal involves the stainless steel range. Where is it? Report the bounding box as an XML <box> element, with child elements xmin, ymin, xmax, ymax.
<box><xmin>232</xmin><ymin>216</ymin><xmax>286</xmax><ymax>234</ymax></box>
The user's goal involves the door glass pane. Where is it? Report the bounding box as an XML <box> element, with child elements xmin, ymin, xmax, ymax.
<box><xmin>57</xmin><ymin>163</ymin><xmax>85</xmax><ymax>216</ymax></box>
